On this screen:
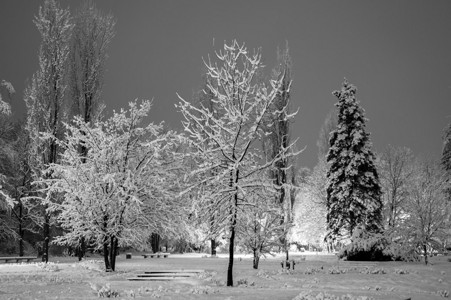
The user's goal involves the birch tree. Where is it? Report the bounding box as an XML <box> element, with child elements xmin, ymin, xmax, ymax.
<box><xmin>24</xmin><ymin>0</ymin><xmax>73</xmax><ymax>262</ymax></box>
<box><xmin>177</xmin><ymin>40</ymin><xmax>299</xmax><ymax>286</ymax></box>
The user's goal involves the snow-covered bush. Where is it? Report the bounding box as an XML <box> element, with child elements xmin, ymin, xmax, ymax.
<box><xmin>339</xmin><ymin>226</ymin><xmax>420</xmax><ymax>261</ymax></box>
<box><xmin>338</xmin><ymin>227</ymin><xmax>391</xmax><ymax>261</ymax></box>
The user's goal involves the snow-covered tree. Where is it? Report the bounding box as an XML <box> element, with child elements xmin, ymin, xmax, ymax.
<box><xmin>67</xmin><ymin>0</ymin><xmax>115</xmax><ymax>260</ymax></box>
<box><xmin>177</xmin><ymin>40</ymin><xmax>299</xmax><ymax>286</ymax></box>
<box><xmin>238</xmin><ymin>181</ymin><xmax>285</xmax><ymax>269</ymax></box>
<box><xmin>0</xmin><ymin>80</ymin><xmax>15</xmax><ymax>115</ymax></box>
<box><xmin>0</xmin><ymin>79</ymin><xmax>16</xmax><ymax>207</ymax></box>
<box><xmin>263</xmin><ymin>43</ymin><xmax>298</xmax><ymax>260</ymax></box>
<box><xmin>378</xmin><ymin>146</ymin><xmax>415</xmax><ymax>230</ymax></box>
<box><xmin>290</xmin><ymin>185</ymin><xmax>328</xmax><ymax>250</ymax></box>
<box><xmin>0</xmin><ymin>80</ymin><xmax>16</xmax><ymax>208</ymax></box>
<box><xmin>40</xmin><ymin>100</ymin><xmax>185</xmax><ymax>271</ymax></box>
<box><xmin>68</xmin><ymin>0</ymin><xmax>115</xmax><ymax>124</ymax></box>
<box><xmin>405</xmin><ymin>160</ymin><xmax>450</xmax><ymax>264</ymax></box>
<box><xmin>443</xmin><ymin>122</ymin><xmax>451</xmax><ymax>173</ymax></box>
<box><xmin>24</xmin><ymin>0</ymin><xmax>73</xmax><ymax>262</ymax></box>
<box><xmin>326</xmin><ymin>79</ymin><xmax>382</xmax><ymax>240</ymax></box>
<box><xmin>442</xmin><ymin>122</ymin><xmax>451</xmax><ymax>198</ymax></box>
<box><xmin>290</xmin><ymin>112</ymin><xmax>338</xmax><ymax>252</ymax></box>
<box><xmin>190</xmin><ymin>75</ymin><xmax>220</xmax><ymax>256</ymax></box>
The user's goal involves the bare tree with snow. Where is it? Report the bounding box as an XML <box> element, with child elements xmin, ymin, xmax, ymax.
<box><xmin>177</xmin><ymin>40</ymin><xmax>300</xmax><ymax>286</ymax></box>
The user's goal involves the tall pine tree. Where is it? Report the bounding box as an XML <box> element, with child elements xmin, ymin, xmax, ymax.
<box><xmin>326</xmin><ymin>79</ymin><xmax>382</xmax><ymax>240</ymax></box>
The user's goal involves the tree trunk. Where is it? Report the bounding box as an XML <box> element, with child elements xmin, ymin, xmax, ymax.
<box><xmin>18</xmin><ymin>202</ymin><xmax>24</xmax><ymax>257</ymax></box>
<box><xmin>42</xmin><ymin>210</ymin><xmax>50</xmax><ymax>263</ymax></box>
<box><xmin>252</xmin><ymin>249</ymin><xmax>260</xmax><ymax>269</ymax></box>
<box><xmin>103</xmin><ymin>238</ymin><xmax>111</xmax><ymax>271</ymax></box>
<box><xmin>102</xmin><ymin>214</ymin><xmax>111</xmax><ymax>271</ymax></box>
<box><xmin>227</xmin><ymin>216</ymin><xmax>236</xmax><ymax>286</ymax></box>
<box><xmin>211</xmin><ymin>239</ymin><xmax>216</xmax><ymax>256</ymax></box>
<box><xmin>151</xmin><ymin>233</ymin><xmax>160</xmax><ymax>253</ymax></box>
<box><xmin>78</xmin><ymin>237</ymin><xmax>85</xmax><ymax>261</ymax></box>
<box><xmin>423</xmin><ymin>244</ymin><xmax>428</xmax><ymax>265</ymax></box>
<box><xmin>227</xmin><ymin>169</ymin><xmax>239</xmax><ymax>287</ymax></box>
<box><xmin>109</xmin><ymin>236</ymin><xmax>118</xmax><ymax>271</ymax></box>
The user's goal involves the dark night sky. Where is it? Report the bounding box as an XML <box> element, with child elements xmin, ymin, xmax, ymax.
<box><xmin>1</xmin><ymin>0</ymin><xmax>451</xmax><ymax>169</ymax></box>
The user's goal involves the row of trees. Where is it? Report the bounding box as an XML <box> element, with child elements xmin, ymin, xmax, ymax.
<box><xmin>0</xmin><ymin>0</ymin><xmax>299</xmax><ymax>286</ymax></box>
<box><xmin>1</xmin><ymin>0</ymin><xmax>449</xmax><ymax>288</ymax></box>
<box><xmin>0</xmin><ymin>0</ymin><xmax>116</xmax><ymax>262</ymax></box>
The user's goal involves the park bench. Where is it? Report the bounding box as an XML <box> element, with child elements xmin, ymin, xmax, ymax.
<box><xmin>337</xmin><ymin>260</ymin><xmax>379</xmax><ymax>270</ymax></box>
<box><xmin>0</xmin><ymin>256</ymin><xmax>38</xmax><ymax>263</ymax></box>
<box><xmin>127</xmin><ymin>269</ymin><xmax>203</xmax><ymax>281</ymax></box>
<box><xmin>142</xmin><ymin>252</ymin><xmax>170</xmax><ymax>259</ymax></box>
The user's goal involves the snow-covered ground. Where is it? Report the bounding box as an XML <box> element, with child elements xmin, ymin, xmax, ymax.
<box><xmin>0</xmin><ymin>254</ymin><xmax>449</xmax><ymax>299</ymax></box>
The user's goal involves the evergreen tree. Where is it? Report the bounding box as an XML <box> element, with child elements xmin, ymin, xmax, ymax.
<box><xmin>326</xmin><ymin>79</ymin><xmax>382</xmax><ymax>240</ymax></box>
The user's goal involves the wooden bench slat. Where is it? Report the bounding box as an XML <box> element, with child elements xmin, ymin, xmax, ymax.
<box><xmin>0</xmin><ymin>256</ymin><xmax>38</xmax><ymax>263</ymax></box>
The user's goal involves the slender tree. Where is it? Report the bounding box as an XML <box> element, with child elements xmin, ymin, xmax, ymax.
<box><xmin>67</xmin><ymin>0</ymin><xmax>115</xmax><ymax>261</ymax></box>
<box><xmin>0</xmin><ymin>80</ymin><xmax>15</xmax><ymax>207</ymax></box>
<box><xmin>263</xmin><ymin>43</ymin><xmax>298</xmax><ymax>260</ymax></box>
<box><xmin>326</xmin><ymin>79</ymin><xmax>382</xmax><ymax>240</ymax></box>
<box><xmin>177</xmin><ymin>40</ymin><xmax>299</xmax><ymax>286</ymax></box>
<box><xmin>195</xmin><ymin>76</ymin><xmax>220</xmax><ymax>256</ymax></box>
<box><xmin>378</xmin><ymin>145</ymin><xmax>415</xmax><ymax>230</ymax></box>
<box><xmin>68</xmin><ymin>0</ymin><xmax>115</xmax><ymax>123</ymax></box>
<box><xmin>0</xmin><ymin>89</ymin><xmax>17</xmax><ymax>241</ymax></box>
<box><xmin>238</xmin><ymin>180</ymin><xmax>285</xmax><ymax>269</ymax></box>
<box><xmin>24</xmin><ymin>0</ymin><xmax>73</xmax><ymax>262</ymax></box>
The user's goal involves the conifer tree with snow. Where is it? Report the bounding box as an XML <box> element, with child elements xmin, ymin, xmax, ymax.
<box><xmin>326</xmin><ymin>79</ymin><xmax>382</xmax><ymax>241</ymax></box>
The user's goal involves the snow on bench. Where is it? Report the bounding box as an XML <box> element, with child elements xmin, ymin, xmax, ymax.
<box><xmin>0</xmin><ymin>256</ymin><xmax>38</xmax><ymax>263</ymax></box>
<box><xmin>142</xmin><ymin>252</ymin><xmax>170</xmax><ymax>258</ymax></box>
